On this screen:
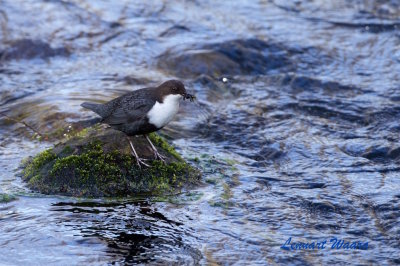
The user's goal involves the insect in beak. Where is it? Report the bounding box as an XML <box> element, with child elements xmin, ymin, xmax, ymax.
<box><xmin>183</xmin><ymin>93</ymin><xmax>196</xmax><ymax>102</ymax></box>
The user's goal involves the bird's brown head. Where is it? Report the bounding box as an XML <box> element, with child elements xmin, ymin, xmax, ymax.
<box><xmin>158</xmin><ymin>80</ymin><xmax>195</xmax><ymax>102</ymax></box>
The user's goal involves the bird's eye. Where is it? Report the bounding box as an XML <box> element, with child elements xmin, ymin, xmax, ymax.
<box><xmin>172</xmin><ymin>87</ymin><xmax>177</xmax><ymax>91</ymax></box>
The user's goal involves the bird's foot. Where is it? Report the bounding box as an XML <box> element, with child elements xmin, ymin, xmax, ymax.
<box><xmin>153</xmin><ymin>150</ymin><xmax>166</xmax><ymax>163</ymax></box>
<box><xmin>133</xmin><ymin>154</ymin><xmax>150</xmax><ymax>169</ymax></box>
<box><xmin>144</xmin><ymin>134</ymin><xmax>166</xmax><ymax>163</ymax></box>
<box><xmin>127</xmin><ymin>137</ymin><xmax>150</xmax><ymax>168</ymax></box>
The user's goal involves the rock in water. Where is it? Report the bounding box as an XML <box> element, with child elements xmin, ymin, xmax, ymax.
<box><xmin>1</xmin><ymin>39</ymin><xmax>70</xmax><ymax>61</ymax></box>
<box><xmin>157</xmin><ymin>38</ymin><xmax>293</xmax><ymax>78</ymax></box>
<box><xmin>21</xmin><ymin>125</ymin><xmax>201</xmax><ymax>197</ymax></box>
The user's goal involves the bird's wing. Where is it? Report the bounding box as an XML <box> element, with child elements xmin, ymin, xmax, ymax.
<box><xmin>101</xmin><ymin>91</ymin><xmax>156</xmax><ymax>125</ymax></box>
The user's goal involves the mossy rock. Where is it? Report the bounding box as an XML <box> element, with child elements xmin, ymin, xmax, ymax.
<box><xmin>21</xmin><ymin>125</ymin><xmax>201</xmax><ymax>197</ymax></box>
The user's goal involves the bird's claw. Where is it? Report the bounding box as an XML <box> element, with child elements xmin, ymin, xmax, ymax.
<box><xmin>133</xmin><ymin>155</ymin><xmax>150</xmax><ymax>168</ymax></box>
<box><xmin>154</xmin><ymin>151</ymin><xmax>166</xmax><ymax>163</ymax></box>
<box><xmin>128</xmin><ymin>137</ymin><xmax>150</xmax><ymax>168</ymax></box>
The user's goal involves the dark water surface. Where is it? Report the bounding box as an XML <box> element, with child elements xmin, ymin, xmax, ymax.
<box><xmin>1</xmin><ymin>0</ymin><xmax>400</xmax><ymax>265</ymax></box>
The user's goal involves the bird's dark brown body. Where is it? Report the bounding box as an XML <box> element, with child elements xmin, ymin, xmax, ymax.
<box><xmin>81</xmin><ymin>79</ymin><xmax>194</xmax><ymax>166</ymax></box>
<box><xmin>81</xmin><ymin>80</ymin><xmax>193</xmax><ymax>136</ymax></box>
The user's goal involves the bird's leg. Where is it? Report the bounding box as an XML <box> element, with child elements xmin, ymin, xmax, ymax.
<box><xmin>127</xmin><ymin>136</ymin><xmax>150</xmax><ymax>168</ymax></box>
<box><xmin>145</xmin><ymin>134</ymin><xmax>166</xmax><ymax>162</ymax></box>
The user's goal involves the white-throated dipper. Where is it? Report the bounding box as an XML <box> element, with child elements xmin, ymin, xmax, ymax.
<box><xmin>81</xmin><ymin>80</ymin><xmax>195</xmax><ymax>167</ymax></box>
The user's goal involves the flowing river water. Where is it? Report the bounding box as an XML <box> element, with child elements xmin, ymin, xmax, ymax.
<box><xmin>0</xmin><ymin>1</ymin><xmax>400</xmax><ymax>265</ymax></box>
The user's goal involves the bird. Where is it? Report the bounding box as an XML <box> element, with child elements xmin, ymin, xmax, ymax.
<box><xmin>81</xmin><ymin>80</ymin><xmax>195</xmax><ymax>168</ymax></box>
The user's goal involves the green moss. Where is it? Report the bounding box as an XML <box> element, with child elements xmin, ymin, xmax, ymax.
<box><xmin>0</xmin><ymin>193</ymin><xmax>17</xmax><ymax>203</ymax></box>
<box><xmin>22</xmin><ymin>149</ymin><xmax>56</xmax><ymax>180</ymax></box>
<box><xmin>73</xmin><ymin>127</ymin><xmax>90</xmax><ymax>138</ymax></box>
<box><xmin>123</xmin><ymin>160</ymin><xmax>196</xmax><ymax>195</ymax></box>
<box><xmin>48</xmin><ymin>141</ymin><xmax>123</xmax><ymax>191</ymax></box>
<box><xmin>22</xmin><ymin>133</ymin><xmax>200</xmax><ymax>197</ymax></box>
<box><xmin>51</xmin><ymin>127</ymin><xmax>66</xmax><ymax>139</ymax></box>
<box><xmin>59</xmin><ymin>145</ymin><xmax>73</xmax><ymax>156</ymax></box>
<box><xmin>29</xmin><ymin>174</ymin><xmax>41</xmax><ymax>185</ymax></box>
<box><xmin>148</xmin><ymin>132</ymin><xmax>183</xmax><ymax>161</ymax></box>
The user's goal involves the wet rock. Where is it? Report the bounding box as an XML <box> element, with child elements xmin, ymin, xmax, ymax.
<box><xmin>120</xmin><ymin>76</ymin><xmax>152</xmax><ymax>85</ymax></box>
<box><xmin>362</xmin><ymin>145</ymin><xmax>400</xmax><ymax>163</ymax></box>
<box><xmin>274</xmin><ymin>1</ymin><xmax>400</xmax><ymax>30</ymax></box>
<box><xmin>157</xmin><ymin>38</ymin><xmax>293</xmax><ymax>78</ymax></box>
<box><xmin>101</xmin><ymin>74</ymin><xmax>152</xmax><ymax>86</ymax></box>
<box><xmin>389</xmin><ymin>147</ymin><xmax>400</xmax><ymax>160</ymax></box>
<box><xmin>331</xmin><ymin>21</ymin><xmax>400</xmax><ymax>33</ymax></box>
<box><xmin>281</xmin><ymin>75</ymin><xmax>359</xmax><ymax>93</ymax></box>
<box><xmin>159</xmin><ymin>49</ymin><xmax>239</xmax><ymax>78</ymax></box>
<box><xmin>192</xmin><ymin>75</ymin><xmax>239</xmax><ymax>100</ymax></box>
<box><xmin>21</xmin><ymin>125</ymin><xmax>201</xmax><ymax>197</ymax></box>
<box><xmin>0</xmin><ymin>39</ymin><xmax>70</xmax><ymax>61</ymax></box>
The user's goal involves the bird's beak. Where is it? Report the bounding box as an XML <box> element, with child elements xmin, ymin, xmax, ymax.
<box><xmin>183</xmin><ymin>93</ymin><xmax>196</xmax><ymax>102</ymax></box>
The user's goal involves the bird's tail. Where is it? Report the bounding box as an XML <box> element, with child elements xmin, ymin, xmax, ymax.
<box><xmin>81</xmin><ymin>102</ymin><xmax>102</xmax><ymax>115</ymax></box>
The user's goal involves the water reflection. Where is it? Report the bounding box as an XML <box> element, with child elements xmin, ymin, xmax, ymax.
<box><xmin>50</xmin><ymin>200</ymin><xmax>201</xmax><ymax>265</ymax></box>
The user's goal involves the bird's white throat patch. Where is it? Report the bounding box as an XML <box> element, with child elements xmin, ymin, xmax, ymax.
<box><xmin>147</xmin><ymin>94</ymin><xmax>182</xmax><ymax>128</ymax></box>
